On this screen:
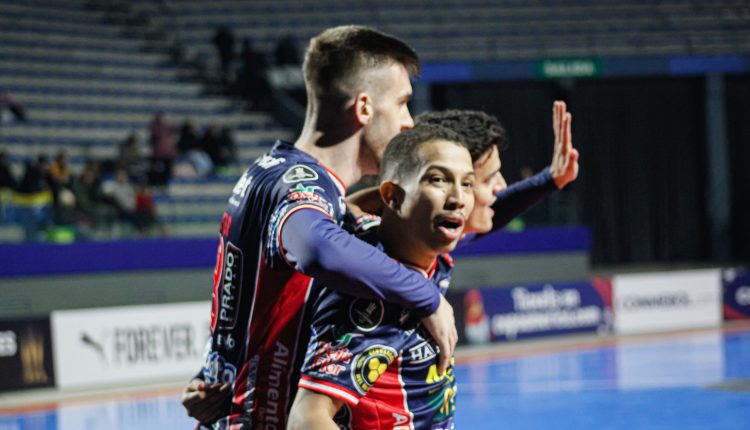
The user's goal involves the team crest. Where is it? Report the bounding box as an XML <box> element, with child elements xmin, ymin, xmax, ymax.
<box><xmin>349</xmin><ymin>298</ymin><xmax>384</xmax><ymax>332</ymax></box>
<box><xmin>351</xmin><ymin>345</ymin><xmax>397</xmax><ymax>395</ymax></box>
<box><xmin>283</xmin><ymin>164</ymin><xmax>319</xmax><ymax>183</ymax></box>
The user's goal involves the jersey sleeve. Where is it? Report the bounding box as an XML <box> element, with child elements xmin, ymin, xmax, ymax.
<box><xmin>280</xmin><ymin>209</ymin><xmax>440</xmax><ymax>315</ymax></box>
<box><xmin>265</xmin><ymin>164</ymin><xmax>341</xmax><ymax>270</ymax></box>
<box><xmin>490</xmin><ymin>168</ymin><xmax>557</xmax><ymax>230</ymax></box>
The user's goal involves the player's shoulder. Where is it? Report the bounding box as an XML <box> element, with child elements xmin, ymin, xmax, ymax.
<box><xmin>252</xmin><ymin>141</ymin><xmax>320</xmax><ymax>176</ymax></box>
<box><xmin>253</xmin><ymin>141</ymin><xmax>343</xmax><ymax>194</ymax></box>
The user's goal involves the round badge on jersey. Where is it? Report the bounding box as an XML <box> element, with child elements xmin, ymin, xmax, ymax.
<box><xmin>282</xmin><ymin>164</ymin><xmax>319</xmax><ymax>183</ymax></box>
<box><xmin>349</xmin><ymin>298</ymin><xmax>384</xmax><ymax>332</ymax></box>
<box><xmin>351</xmin><ymin>345</ymin><xmax>397</xmax><ymax>395</ymax></box>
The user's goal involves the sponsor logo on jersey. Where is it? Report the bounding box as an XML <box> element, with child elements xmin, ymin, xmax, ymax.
<box><xmin>408</xmin><ymin>340</ymin><xmax>437</xmax><ymax>364</ymax></box>
<box><xmin>287</xmin><ymin>183</ymin><xmax>329</xmax><ymax>206</ymax></box>
<box><xmin>353</xmin><ymin>214</ymin><xmax>381</xmax><ymax>233</ymax></box>
<box><xmin>204</xmin><ymin>351</ymin><xmax>237</xmax><ymax>384</ymax></box>
<box><xmin>283</xmin><ymin>164</ymin><xmax>319</xmax><ymax>183</ymax></box>
<box><xmin>351</xmin><ymin>345</ymin><xmax>396</xmax><ymax>395</ymax></box>
<box><xmin>256</xmin><ymin>154</ymin><xmax>286</xmax><ymax>169</ymax></box>
<box><xmin>217</xmin><ymin>242</ymin><xmax>243</xmax><ymax>331</ymax></box>
<box><xmin>425</xmin><ymin>359</ymin><xmax>455</xmax><ymax>384</ymax></box>
<box><xmin>216</xmin><ymin>333</ymin><xmax>236</xmax><ymax>350</ymax></box>
<box><xmin>289</xmin><ymin>183</ymin><xmax>325</xmax><ymax>194</ymax></box>
<box><xmin>260</xmin><ymin>341</ymin><xmax>290</xmax><ymax>428</ymax></box>
<box><xmin>310</xmin><ymin>339</ymin><xmax>353</xmax><ymax>376</ymax></box>
<box><xmin>349</xmin><ymin>299</ymin><xmax>384</xmax><ymax>332</ymax></box>
<box><xmin>230</xmin><ymin>171</ymin><xmax>253</xmax><ymax>206</ymax></box>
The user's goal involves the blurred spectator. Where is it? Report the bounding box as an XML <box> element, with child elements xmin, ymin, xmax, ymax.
<box><xmin>200</xmin><ymin>122</ymin><xmax>223</xmax><ymax>169</ymax></box>
<box><xmin>133</xmin><ymin>183</ymin><xmax>163</xmax><ymax>236</ymax></box>
<box><xmin>118</xmin><ymin>131</ymin><xmax>145</xmax><ymax>180</ymax></box>
<box><xmin>213</xmin><ymin>25</ymin><xmax>235</xmax><ymax>83</ymax></box>
<box><xmin>217</xmin><ymin>125</ymin><xmax>236</xmax><ymax>172</ymax></box>
<box><xmin>102</xmin><ymin>168</ymin><xmax>136</xmax><ymax>226</ymax></box>
<box><xmin>15</xmin><ymin>156</ymin><xmax>53</xmax><ymax>241</ymax></box>
<box><xmin>0</xmin><ymin>151</ymin><xmax>17</xmax><ymax>223</ymax></box>
<box><xmin>237</xmin><ymin>37</ymin><xmax>272</xmax><ymax>111</ymax></box>
<box><xmin>16</xmin><ymin>155</ymin><xmax>49</xmax><ymax>195</ymax></box>
<box><xmin>274</xmin><ymin>34</ymin><xmax>300</xmax><ymax>66</ymax></box>
<box><xmin>46</xmin><ymin>154</ymin><xmax>77</xmax><ymax>237</ymax></box>
<box><xmin>0</xmin><ymin>90</ymin><xmax>27</xmax><ymax>122</ymax></box>
<box><xmin>177</xmin><ymin>119</ymin><xmax>213</xmax><ymax>177</ymax></box>
<box><xmin>83</xmin><ymin>157</ymin><xmax>102</xmax><ymax>185</ymax></box>
<box><xmin>177</xmin><ymin>119</ymin><xmax>200</xmax><ymax>153</ymax></box>
<box><xmin>71</xmin><ymin>166</ymin><xmax>113</xmax><ymax>237</ymax></box>
<box><xmin>149</xmin><ymin>112</ymin><xmax>177</xmax><ymax>186</ymax></box>
<box><xmin>50</xmin><ymin>150</ymin><xmax>72</xmax><ymax>187</ymax></box>
<box><xmin>0</xmin><ymin>151</ymin><xmax>16</xmax><ymax>191</ymax></box>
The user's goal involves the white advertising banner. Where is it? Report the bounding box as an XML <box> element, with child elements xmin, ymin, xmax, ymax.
<box><xmin>613</xmin><ymin>269</ymin><xmax>722</xmax><ymax>334</ymax></box>
<box><xmin>51</xmin><ymin>302</ymin><xmax>211</xmax><ymax>389</ymax></box>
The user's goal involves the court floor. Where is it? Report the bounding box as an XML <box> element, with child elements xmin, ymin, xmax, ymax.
<box><xmin>1</xmin><ymin>325</ymin><xmax>749</xmax><ymax>429</ymax></box>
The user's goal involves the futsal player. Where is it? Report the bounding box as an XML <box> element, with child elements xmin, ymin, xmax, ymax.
<box><xmin>419</xmin><ymin>101</ymin><xmax>578</xmax><ymax>236</ymax></box>
<box><xmin>348</xmin><ymin>101</ymin><xmax>578</xmax><ymax>236</ymax></box>
<box><xmin>288</xmin><ymin>124</ymin><xmax>474</xmax><ymax>430</ymax></box>
<box><xmin>183</xmin><ymin>26</ymin><xmax>457</xmax><ymax>429</ymax></box>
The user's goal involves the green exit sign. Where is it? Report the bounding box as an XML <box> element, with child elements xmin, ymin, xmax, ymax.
<box><xmin>537</xmin><ymin>58</ymin><xmax>601</xmax><ymax>79</ymax></box>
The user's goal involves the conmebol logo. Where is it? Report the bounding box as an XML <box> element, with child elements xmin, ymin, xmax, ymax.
<box><xmin>620</xmin><ymin>293</ymin><xmax>690</xmax><ymax>309</ymax></box>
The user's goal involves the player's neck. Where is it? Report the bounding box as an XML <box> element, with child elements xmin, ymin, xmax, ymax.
<box><xmin>378</xmin><ymin>216</ymin><xmax>437</xmax><ymax>274</ymax></box>
<box><xmin>294</xmin><ymin>114</ymin><xmax>367</xmax><ymax>187</ymax></box>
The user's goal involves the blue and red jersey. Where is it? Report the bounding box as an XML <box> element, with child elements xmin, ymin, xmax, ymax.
<box><xmin>203</xmin><ymin>141</ymin><xmax>349</xmax><ymax>429</ymax></box>
<box><xmin>299</xmin><ymin>230</ymin><xmax>457</xmax><ymax>430</ymax></box>
<box><xmin>201</xmin><ymin>141</ymin><xmax>442</xmax><ymax>429</ymax></box>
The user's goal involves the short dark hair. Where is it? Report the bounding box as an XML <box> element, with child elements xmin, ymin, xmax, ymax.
<box><xmin>380</xmin><ymin>124</ymin><xmax>465</xmax><ymax>182</ymax></box>
<box><xmin>303</xmin><ymin>25</ymin><xmax>419</xmax><ymax>104</ymax></box>
<box><xmin>415</xmin><ymin>110</ymin><xmax>508</xmax><ymax>163</ymax></box>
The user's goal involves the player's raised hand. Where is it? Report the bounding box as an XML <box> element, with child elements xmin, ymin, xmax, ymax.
<box><xmin>549</xmin><ymin>101</ymin><xmax>580</xmax><ymax>189</ymax></box>
<box><xmin>182</xmin><ymin>378</ymin><xmax>231</xmax><ymax>424</ymax></box>
<box><xmin>421</xmin><ymin>294</ymin><xmax>458</xmax><ymax>376</ymax></box>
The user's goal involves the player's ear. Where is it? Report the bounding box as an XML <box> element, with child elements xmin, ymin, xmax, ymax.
<box><xmin>354</xmin><ymin>92</ymin><xmax>371</xmax><ymax>126</ymax></box>
<box><xmin>380</xmin><ymin>181</ymin><xmax>404</xmax><ymax>211</ymax></box>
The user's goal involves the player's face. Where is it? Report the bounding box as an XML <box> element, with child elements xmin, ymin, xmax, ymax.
<box><xmin>466</xmin><ymin>145</ymin><xmax>506</xmax><ymax>234</ymax></box>
<box><xmin>400</xmin><ymin>140</ymin><xmax>475</xmax><ymax>253</ymax></box>
<box><xmin>362</xmin><ymin>63</ymin><xmax>414</xmax><ymax>166</ymax></box>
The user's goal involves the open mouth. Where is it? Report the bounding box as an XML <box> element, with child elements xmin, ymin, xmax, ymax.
<box><xmin>436</xmin><ymin>215</ymin><xmax>465</xmax><ymax>239</ymax></box>
<box><xmin>438</xmin><ymin>219</ymin><xmax>463</xmax><ymax>230</ymax></box>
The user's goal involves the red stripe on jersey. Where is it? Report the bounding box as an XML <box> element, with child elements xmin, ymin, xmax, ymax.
<box><xmin>299</xmin><ymin>376</ymin><xmax>361</xmax><ymax>406</ymax></box>
<box><xmin>210</xmin><ymin>237</ymin><xmax>225</xmax><ymax>332</ymax></box>
<box><xmin>351</xmin><ymin>356</ymin><xmax>414</xmax><ymax>430</ymax></box>
<box><xmin>243</xmin><ymin>260</ymin><xmax>312</xmax><ymax>428</ymax></box>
